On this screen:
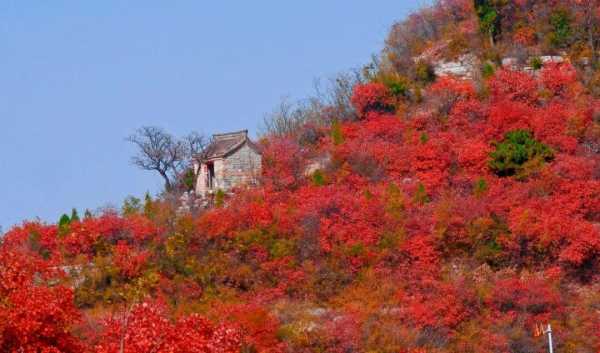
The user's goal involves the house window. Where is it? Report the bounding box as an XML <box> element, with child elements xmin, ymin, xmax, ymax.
<box><xmin>207</xmin><ymin>162</ymin><xmax>215</xmax><ymax>189</ymax></box>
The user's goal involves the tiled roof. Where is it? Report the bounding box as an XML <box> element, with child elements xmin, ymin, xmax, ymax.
<box><xmin>203</xmin><ymin>130</ymin><xmax>259</xmax><ymax>160</ymax></box>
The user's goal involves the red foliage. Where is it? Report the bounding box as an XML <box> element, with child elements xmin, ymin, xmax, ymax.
<box><xmin>95</xmin><ymin>301</ymin><xmax>242</xmax><ymax>353</ymax></box>
<box><xmin>351</xmin><ymin>82</ymin><xmax>394</xmax><ymax>117</ymax></box>
<box><xmin>430</xmin><ymin>76</ymin><xmax>476</xmax><ymax>99</ymax></box>
<box><xmin>261</xmin><ymin>137</ymin><xmax>308</xmax><ymax>190</ymax></box>
<box><xmin>489</xmin><ymin>276</ymin><xmax>561</xmax><ymax>325</ymax></box>
<box><xmin>0</xmin><ymin>248</ymin><xmax>82</xmax><ymax>352</ymax></box>
<box><xmin>113</xmin><ymin>241</ymin><xmax>151</xmax><ymax>278</ymax></box>
<box><xmin>541</xmin><ymin>63</ymin><xmax>579</xmax><ymax>98</ymax></box>
<box><xmin>215</xmin><ymin>303</ymin><xmax>285</xmax><ymax>353</ymax></box>
<box><xmin>400</xmin><ymin>279</ymin><xmax>470</xmax><ymax>330</ymax></box>
<box><xmin>489</xmin><ymin>69</ymin><xmax>539</xmax><ymax>104</ymax></box>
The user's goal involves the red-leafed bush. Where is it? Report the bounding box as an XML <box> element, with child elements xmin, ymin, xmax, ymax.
<box><xmin>541</xmin><ymin>62</ymin><xmax>579</xmax><ymax>98</ymax></box>
<box><xmin>351</xmin><ymin>83</ymin><xmax>395</xmax><ymax>117</ymax></box>
<box><xmin>113</xmin><ymin>241</ymin><xmax>151</xmax><ymax>278</ymax></box>
<box><xmin>0</xmin><ymin>248</ymin><xmax>82</xmax><ymax>353</ymax></box>
<box><xmin>95</xmin><ymin>301</ymin><xmax>242</xmax><ymax>353</ymax></box>
<box><xmin>261</xmin><ymin>137</ymin><xmax>308</xmax><ymax>190</ymax></box>
<box><xmin>489</xmin><ymin>69</ymin><xmax>539</xmax><ymax>104</ymax></box>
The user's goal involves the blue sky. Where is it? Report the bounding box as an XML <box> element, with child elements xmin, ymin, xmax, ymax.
<box><xmin>0</xmin><ymin>1</ymin><xmax>424</xmax><ymax>230</ymax></box>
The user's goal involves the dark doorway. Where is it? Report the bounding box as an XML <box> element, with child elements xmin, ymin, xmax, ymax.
<box><xmin>207</xmin><ymin>162</ymin><xmax>215</xmax><ymax>189</ymax></box>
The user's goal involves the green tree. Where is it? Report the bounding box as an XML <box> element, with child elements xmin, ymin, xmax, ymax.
<box><xmin>58</xmin><ymin>214</ymin><xmax>71</xmax><ymax>235</ymax></box>
<box><xmin>143</xmin><ymin>192</ymin><xmax>156</xmax><ymax>219</ymax></box>
<box><xmin>70</xmin><ymin>208</ymin><xmax>80</xmax><ymax>222</ymax></box>
<box><xmin>182</xmin><ymin>169</ymin><xmax>196</xmax><ymax>191</ymax></box>
<box><xmin>122</xmin><ymin>196</ymin><xmax>142</xmax><ymax>216</ymax></box>
<box><xmin>474</xmin><ymin>0</ymin><xmax>503</xmax><ymax>46</ymax></box>
<box><xmin>550</xmin><ymin>9</ymin><xmax>572</xmax><ymax>48</ymax></box>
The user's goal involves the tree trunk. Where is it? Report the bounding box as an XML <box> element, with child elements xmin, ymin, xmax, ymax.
<box><xmin>160</xmin><ymin>171</ymin><xmax>172</xmax><ymax>192</ymax></box>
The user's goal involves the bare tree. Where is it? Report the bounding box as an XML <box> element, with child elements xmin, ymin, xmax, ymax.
<box><xmin>127</xmin><ymin>127</ymin><xmax>188</xmax><ymax>192</ymax></box>
<box><xmin>259</xmin><ymin>68</ymin><xmax>365</xmax><ymax>139</ymax></box>
<box><xmin>260</xmin><ymin>97</ymin><xmax>313</xmax><ymax>137</ymax></box>
<box><xmin>184</xmin><ymin>131</ymin><xmax>209</xmax><ymax>166</ymax></box>
<box><xmin>314</xmin><ymin>68</ymin><xmax>366</xmax><ymax>122</ymax></box>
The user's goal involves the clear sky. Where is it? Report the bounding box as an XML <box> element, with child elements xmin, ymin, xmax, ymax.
<box><xmin>0</xmin><ymin>1</ymin><xmax>424</xmax><ymax>230</ymax></box>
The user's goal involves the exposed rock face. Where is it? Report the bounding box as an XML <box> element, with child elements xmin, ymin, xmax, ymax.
<box><xmin>432</xmin><ymin>54</ymin><xmax>478</xmax><ymax>79</ymax></box>
<box><xmin>503</xmin><ymin>55</ymin><xmax>567</xmax><ymax>72</ymax></box>
<box><xmin>417</xmin><ymin>48</ymin><xmax>572</xmax><ymax>81</ymax></box>
<box><xmin>304</xmin><ymin>153</ymin><xmax>331</xmax><ymax>176</ymax></box>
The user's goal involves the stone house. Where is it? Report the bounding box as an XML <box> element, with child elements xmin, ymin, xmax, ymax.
<box><xmin>194</xmin><ymin>130</ymin><xmax>262</xmax><ymax>197</ymax></box>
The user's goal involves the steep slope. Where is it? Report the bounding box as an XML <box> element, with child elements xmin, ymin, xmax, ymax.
<box><xmin>2</xmin><ymin>2</ymin><xmax>600</xmax><ymax>352</ymax></box>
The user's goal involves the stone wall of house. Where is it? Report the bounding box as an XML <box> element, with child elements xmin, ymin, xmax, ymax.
<box><xmin>221</xmin><ymin>143</ymin><xmax>261</xmax><ymax>191</ymax></box>
<box><xmin>214</xmin><ymin>159</ymin><xmax>226</xmax><ymax>190</ymax></box>
<box><xmin>195</xmin><ymin>142</ymin><xmax>261</xmax><ymax>197</ymax></box>
<box><xmin>196</xmin><ymin>159</ymin><xmax>225</xmax><ymax>196</ymax></box>
<box><xmin>195</xmin><ymin>162</ymin><xmax>205</xmax><ymax>196</ymax></box>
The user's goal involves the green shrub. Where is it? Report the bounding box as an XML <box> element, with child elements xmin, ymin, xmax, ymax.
<box><xmin>348</xmin><ymin>243</ymin><xmax>365</xmax><ymax>256</ymax></box>
<box><xmin>215</xmin><ymin>189</ymin><xmax>225</xmax><ymax>207</ymax></box>
<box><xmin>311</xmin><ymin>169</ymin><xmax>326</xmax><ymax>186</ymax></box>
<box><xmin>413</xmin><ymin>182</ymin><xmax>430</xmax><ymax>205</ymax></box>
<box><xmin>415</xmin><ymin>60</ymin><xmax>436</xmax><ymax>83</ymax></box>
<box><xmin>388</xmin><ymin>80</ymin><xmax>408</xmax><ymax>97</ymax></box>
<box><xmin>489</xmin><ymin>130</ymin><xmax>554</xmax><ymax>178</ymax></box>
<box><xmin>379</xmin><ymin>73</ymin><xmax>410</xmax><ymax>97</ymax></box>
<box><xmin>473</xmin><ymin>177</ymin><xmax>488</xmax><ymax>197</ymax></box>
<box><xmin>269</xmin><ymin>238</ymin><xmax>295</xmax><ymax>259</ymax></box>
<box><xmin>482</xmin><ymin>62</ymin><xmax>495</xmax><ymax>78</ymax></box>
<box><xmin>331</xmin><ymin>120</ymin><xmax>344</xmax><ymax>145</ymax></box>
<box><xmin>530</xmin><ymin>56</ymin><xmax>543</xmax><ymax>70</ymax></box>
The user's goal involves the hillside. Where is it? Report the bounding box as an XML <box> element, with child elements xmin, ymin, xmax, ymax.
<box><xmin>2</xmin><ymin>1</ymin><xmax>600</xmax><ymax>352</ymax></box>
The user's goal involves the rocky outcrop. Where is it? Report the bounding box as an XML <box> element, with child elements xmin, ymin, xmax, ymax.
<box><xmin>432</xmin><ymin>54</ymin><xmax>478</xmax><ymax>79</ymax></box>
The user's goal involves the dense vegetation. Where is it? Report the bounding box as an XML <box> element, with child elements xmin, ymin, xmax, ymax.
<box><xmin>2</xmin><ymin>1</ymin><xmax>600</xmax><ymax>352</ymax></box>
